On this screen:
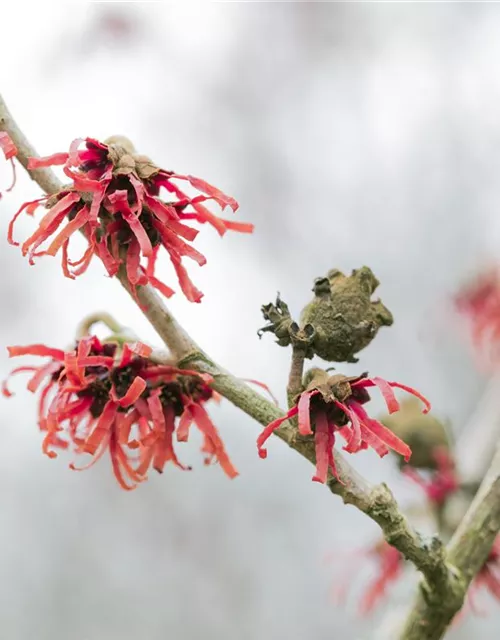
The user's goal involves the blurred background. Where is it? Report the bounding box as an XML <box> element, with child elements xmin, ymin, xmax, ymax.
<box><xmin>1</xmin><ymin>2</ymin><xmax>499</xmax><ymax>639</ymax></box>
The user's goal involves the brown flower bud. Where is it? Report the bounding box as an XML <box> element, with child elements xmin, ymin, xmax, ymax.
<box><xmin>104</xmin><ymin>135</ymin><xmax>136</xmax><ymax>154</ymax></box>
<box><xmin>134</xmin><ymin>154</ymin><xmax>159</xmax><ymax>180</ymax></box>
<box><xmin>258</xmin><ymin>267</ymin><xmax>393</xmax><ymax>363</ymax></box>
<box><xmin>299</xmin><ymin>266</ymin><xmax>393</xmax><ymax>363</ymax></box>
<box><xmin>115</xmin><ymin>153</ymin><xmax>136</xmax><ymax>175</ymax></box>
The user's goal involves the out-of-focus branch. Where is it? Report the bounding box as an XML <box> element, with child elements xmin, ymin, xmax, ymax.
<box><xmin>455</xmin><ymin>372</ymin><xmax>500</xmax><ymax>485</ymax></box>
<box><xmin>0</xmin><ymin>91</ymin><xmax>451</xmax><ymax>596</ymax></box>
<box><xmin>399</xmin><ymin>439</ymin><xmax>500</xmax><ymax>640</ymax></box>
<box><xmin>77</xmin><ymin>311</ymin><xmax>126</xmax><ymax>337</ymax></box>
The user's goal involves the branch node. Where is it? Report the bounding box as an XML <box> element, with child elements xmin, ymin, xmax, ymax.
<box><xmin>176</xmin><ymin>350</ymin><xmax>216</xmax><ymax>374</ymax></box>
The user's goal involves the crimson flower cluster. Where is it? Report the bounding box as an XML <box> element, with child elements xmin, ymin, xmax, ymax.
<box><xmin>455</xmin><ymin>268</ymin><xmax>500</xmax><ymax>365</ymax></box>
<box><xmin>8</xmin><ymin>136</ymin><xmax>252</xmax><ymax>302</ymax></box>
<box><xmin>359</xmin><ymin>541</ymin><xmax>404</xmax><ymax>614</ymax></box>
<box><xmin>257</xmin><ymin>370</ymin><xmax>430</xmax><ymax>483</ymax></box>
<box><xmin>338</xmin><ymin>535</ymin><xmax>500</xmax><ymax>619</ymax></box>
<box><xmin>0</xmin><ymin>131</ymin><xmax>17</xmax><ymax>198</ymax></box>
<box><xmin>403</xmin><ymin>447</ymin><xmax>458</xmax><ymax>506</ymax></box>
<box><xmin>3</xmin><ymin>337</ymin><xmax>237</xmax><ymax>489</ymax></box>
<box><xmin>468</xmin><ymin>536</ymin><xmax>500</xmax><ymax>613</ymax></box>
<box><xmin>330</xmin><ymin>539</ymin><xmax>404</xmax><ymax>615</ymax></box>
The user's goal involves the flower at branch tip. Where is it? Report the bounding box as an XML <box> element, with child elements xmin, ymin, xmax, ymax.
<box><xmin>330</xmin><ymin>539</ymin><xmax>404</xmax><ymax>615</ymax></box>
<box><xmin>0</xmin><ymin>132</ymin><xmax>17</xmax><ymax>198</ymax></box>
<box><xmin>3</xmin><ymin>337</ymin><xmax>238</xmax><ymax>489</ymax></box>
<box><xmin>403</xmin><ymin>446</ymin><xmax>459</xmax><ymax>506</ymax></box>
<box><xmin>257</xmin><ymin>368</ymin><xmax>430</xmax><ymax>483</ymax></box>
<box><xmin>8</xmin><ymin>136</ymin><xmax>253</xmax><ymax>302</ymax></box>
<box><xmin>454</xmin><ymin>268</ymin><xmax>500</xmax><ymax>366</ymax></box>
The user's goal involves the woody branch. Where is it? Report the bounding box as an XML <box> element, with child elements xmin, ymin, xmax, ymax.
<box><xmin>0</xmin><ymin>91</ymin><xmax>489</xmax><ymax>638</ymax></box>
<box><xmin>399</xmin><ymin>437</ymin><xmax>500</xmax><ymax>639</ymax></box>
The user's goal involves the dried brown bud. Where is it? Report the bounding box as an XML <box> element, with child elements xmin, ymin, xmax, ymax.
<box><xmin>258</xmin><ymin>295</ymin><xmax>296</xmax><ymax>348</ymax></box>
<box><xmin>302</xmin><ymin>367</ymin><xmax>366</xmax><ymax>405</ymax></box>
<box><xmin>115</xmin><ymin>153</ymin><xmax>136</xmax><ymax>174</ymax></box>
<box><xmin>104</xmin><ymin>137</ymin><xmax>160</xmax><ymax>179</ymax></box>
<box><xmin>258</xmin><ymin>267</ymin><xmax>393</xmax><ymax>363</ymax></box>
<box><xmin>299</xmin><ymin>266</ymin><xmax>393</xmax><ymax>363</ymax></box>
<box><xmin>134</xmin><ymin>154</ymin><xmax>159</xmax><ymax>180</ymax></box>
<box><xmin>104</xmin><ymin>135</ymin><xmax>136</xmax><ymax>154</ymax></box>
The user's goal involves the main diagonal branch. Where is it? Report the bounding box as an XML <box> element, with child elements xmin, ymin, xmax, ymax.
<box><xmin>0</xmin><ymin>92</ymin><xmax>450</xmax><ymax>609</ymax></box>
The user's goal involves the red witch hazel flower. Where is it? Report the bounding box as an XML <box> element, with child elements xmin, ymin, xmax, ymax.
<box><xmin>454</xmin><ymin>268</ymin><xmax>500</xmax><ymax>366</ymax></box>
<box><xmin>330</xmin><ymin>539</ymin><xmax>404</xmax><ymax>615</ymax></box>
<box><xmin>257</xmin><ymin>368</ymin><xmax>430</xmax><ymax>483</ymax></box>
<box><xmin>360</xmin><ymin>542</ymin><xmax>404</xmax><ymax>614</ymax></box>
<box><xmin>3</xmin><ymin>337</ymin><xmax>237</xmax><ymax>489</ymax></box>
<box><xmin>8</xmin><ymin>136</ymin><xmax>253</xmax><ymax>302</ymax></box>
<box><xmin>466</xmin><ymin>536</ymin><xmax>500</xmax><ymax>616</ymax></box>
<box><xmin>403</xmin><ymin>447</ymin><xmax>459</xmax><ymax>506</ymax></box>
<box><xmin>334</xmin><ymin>536</ymin><xmax>500</xmax><ymax>620</ymax></box>
<box><xmin>0</xmin><ymin>131</ymin><xmax>17</xmax><ymax>198</ymax></box>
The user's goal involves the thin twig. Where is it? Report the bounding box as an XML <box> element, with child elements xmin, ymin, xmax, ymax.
<box><xmin>287</xmin><ymin>345</ymin><xmax>306</xmax><ymax>404</ymax></box>
<box><xmin>0</xmin><ymin>91</ymin><xmax>449</xmax><ymax>593</ymax></box>
<box><xmin>77</xmin><ymin>312</ymin><xmax>126</xmax><ymax>338</ymax></box>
